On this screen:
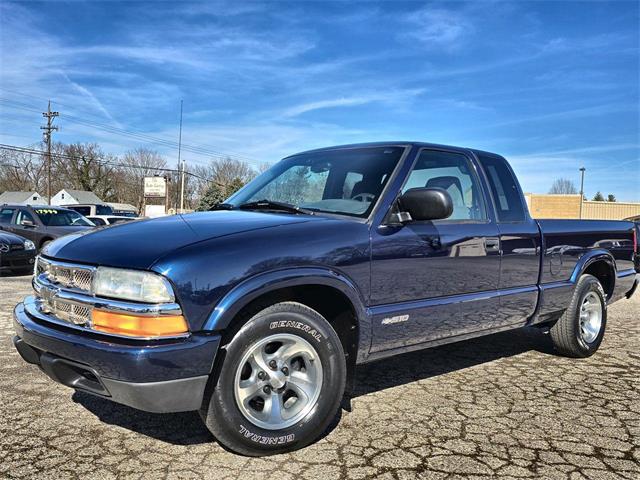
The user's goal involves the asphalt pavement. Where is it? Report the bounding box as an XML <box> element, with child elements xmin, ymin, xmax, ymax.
<box><xmin>1</xmin><ymin>274</ymin><xmax>638</xmax><ymax>479</ymax></box>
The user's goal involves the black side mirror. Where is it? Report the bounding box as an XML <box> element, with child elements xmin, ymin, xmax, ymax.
<box><xmin>398</xmin><ymin>187</ymin><xmax>453</xmax><ymax>222</ymax></box>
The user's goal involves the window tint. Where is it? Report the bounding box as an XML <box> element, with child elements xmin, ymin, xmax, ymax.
<box><xmin>404</xmin><ymin>150</ymin><xmax>486</xmax><ymax>221</ymax></box>
<box><xmin>478</xmin><ymin>154</ymin><xmax>527</xmax><ymax>222</ymax></box>
<box><xmin>72</xmin><ymin>206</ymin><xmax>91</xmax><ymax>216</ymax></box>
<box><xmin>16</xmin><ymin>210</ymin><xmax>35</xmax><ymax>225</ymax></box>
<box><xmin>96</xmin><ymin>205</ymin><xmax>114</xmax><ymax>215</ymax></box>
<box><xmin>90</xmin><ymin>217</ymin><xmax>106</xmax><ymax>225</ymax></box>
<box><xmin>0</xmin><ymin>208</ymin><xmax>14</xmax><ymax>224</ymax></box>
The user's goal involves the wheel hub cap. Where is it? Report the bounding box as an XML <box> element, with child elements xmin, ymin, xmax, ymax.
<box><xmin>233</xmin><ymin>333</ymin><xmax>323</xmax><ymax>430</ymax></box>
<box><xmin>579</xmin><ymin>291</ymin><xmax>602</xmax><ymax>344</ymax></box>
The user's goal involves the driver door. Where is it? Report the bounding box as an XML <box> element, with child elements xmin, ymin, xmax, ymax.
<box><xmin>369</xmin><ymin>148</ymin><xmax>501</xmax><ymax>353</ymax></box>
<box><xmin>12</xmin><ymin>209</ymin><xmax>40</xmax><ymax>242</ymax></box>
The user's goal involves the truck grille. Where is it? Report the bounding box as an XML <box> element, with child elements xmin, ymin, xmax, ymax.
<box><xmin>40</xmin><ymin>298</ymin><xmax>92</xmax><ymax>325</ymax></box>
<box><xmin>37</xmin><ymin>257</ymin><xmax>94</xmax><ymax>293</ymax></box>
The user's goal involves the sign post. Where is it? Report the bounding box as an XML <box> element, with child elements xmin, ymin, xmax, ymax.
<box><xmin>143</xmin><ymin>176</ymin><xmax>168</xmax><ymax>218</ymax></box>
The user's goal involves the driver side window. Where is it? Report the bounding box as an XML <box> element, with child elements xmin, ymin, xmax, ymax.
<box><xmin>15</xmin><ymin>210</ymin><xmax>35</xmax><ymax>225</ymax></box>
<box><xmin>403</xmin><ymin>150</ymin><xmax>486</xmax><ymax>221</ymax></box>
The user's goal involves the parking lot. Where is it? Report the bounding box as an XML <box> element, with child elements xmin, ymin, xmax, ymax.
<box><xmin>0</xmin><ymin>274</ymin><xmax>638</xmax><ymax>479</ymax></box>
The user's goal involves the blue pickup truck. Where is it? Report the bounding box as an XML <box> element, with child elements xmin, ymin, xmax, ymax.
<box><xmin>13</xmin><ymin>142</ymin><xmax>638</xmax><ymax>455</ymax></box>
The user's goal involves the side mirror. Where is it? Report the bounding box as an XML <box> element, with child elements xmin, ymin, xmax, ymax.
<box><xmin>398</xmin><ymin>187</ymin><xmax>453</xmax><ymax>222</ymax></box>
<box><xmin>21</xmin><ymin>219</ymin><xmax>35</xmax><ymax>227</ymax></box>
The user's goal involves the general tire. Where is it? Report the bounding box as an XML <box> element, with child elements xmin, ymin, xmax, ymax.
<box><xmin>199</xmin><ymin>301</ymin><xmax>346</xmax><ymax>456</ymax></box>
<box><xmin>549</xmin><ymin>274</ymin><xmax>607</xmax><ymax>357</ymax></box>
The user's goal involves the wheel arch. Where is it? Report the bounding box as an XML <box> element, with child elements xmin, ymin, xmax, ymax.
<box><xmin>570</xmin><ymin>250</ymin><xmax>616</xmax><ymax>299</ymax></box>
<box><xmin>203</xmin><ymin>268</ymin><xmax>370</xmax><ymax>390</ymax></box>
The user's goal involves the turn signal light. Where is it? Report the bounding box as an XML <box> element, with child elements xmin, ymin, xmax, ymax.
<box><xmin>91</xmin><ymin>310</ymin><xmax>188</xmax><ymax>337</ymax></box>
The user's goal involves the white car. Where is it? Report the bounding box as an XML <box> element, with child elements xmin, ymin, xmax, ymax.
<box><xmin>86</xmin><ymin>215</ymin><xmax>138</xmax><ymax>227</ymax></box>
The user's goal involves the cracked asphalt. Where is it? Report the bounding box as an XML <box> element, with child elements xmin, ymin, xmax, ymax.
<box><xmin>1</xmin><ymin>274</ymin><xmax>638</xmax><ymax>479</ymax></box>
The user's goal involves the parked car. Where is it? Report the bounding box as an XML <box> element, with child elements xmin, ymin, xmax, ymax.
<box><xmin>0</xmin><ymin>231</ymin><xmax>36</xmax><ymax>274</ymax></box>
<box><xmin>12</xmin><ymin>142</ymin><xmax>639</xmax><ymax>456</ymax></box>
<box><xmin>0</xmin><ymin>204</ymin><xmax>95</xmax><ymax>250</ymax></box>
<box><xmin>64</xmin><ymin>204</ymin><xmax>114</xmax><ymax>217</ymax></box>
<box><xmin>86</xmin><ymin>215</ymin><xmax>137</xmax><ymax>227</ymax></box>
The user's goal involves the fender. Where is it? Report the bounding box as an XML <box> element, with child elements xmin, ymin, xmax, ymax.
<box><xmin>202</xmin><ymin>267</ymin><xmax>371</xmax><ymax>362</ymax></box>
<box><xmin>570</xmin><ymin>249</ymin><xmax>616</xmax><ymax>287</ymax></box>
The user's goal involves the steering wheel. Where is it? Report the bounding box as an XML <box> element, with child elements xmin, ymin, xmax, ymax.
<box><xmin>352</xmin><ymin>193</ymin><xmax>375</xmax><ymax>203</ymax></box>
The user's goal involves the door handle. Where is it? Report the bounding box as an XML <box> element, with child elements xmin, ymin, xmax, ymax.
<box><xmin>485</xmin><ymin>237</ymin><xmax>500</xmax><ymax>253</ymax></box>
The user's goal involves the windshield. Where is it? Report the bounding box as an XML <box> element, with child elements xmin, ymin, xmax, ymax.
<box><xmin>228</xmin><ymin>146</ymin><xmax>405</xmax><ymax>217</ymax></box>
<box><xmin>34</xmin><ymin>208</ymin><xmax>94</xmax><ymax>227</ymax></box>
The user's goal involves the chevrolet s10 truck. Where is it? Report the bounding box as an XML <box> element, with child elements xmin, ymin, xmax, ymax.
<box><xmin>13</xmin><ymin>142</ymin><xmax>638</xmax><ymax>456</ymax></box>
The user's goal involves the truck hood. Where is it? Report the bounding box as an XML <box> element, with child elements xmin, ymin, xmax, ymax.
<box><xmin>44</xmin><ymin>211</ymin><xmax>316</xmax><ymax>269</ymax></box>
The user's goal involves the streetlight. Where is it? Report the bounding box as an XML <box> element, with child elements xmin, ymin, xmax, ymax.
<box><xmin>579</xmin><ymin>167</ymin><xmax>586</xmax><ymax>219</ymax></box>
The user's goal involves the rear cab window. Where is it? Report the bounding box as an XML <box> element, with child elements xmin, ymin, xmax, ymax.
<box><xmin>476</xmin><ymin>153</ymin><xmax>528</xmax><ymax>222</ymax></box>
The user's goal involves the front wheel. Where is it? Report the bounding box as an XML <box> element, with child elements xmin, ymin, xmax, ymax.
<box><xmin>549</xmin><ymin>274</ymin><xmax>607</xmax><ymax>357</ymax></box>
<box><xmin>200</xmin><ymin>302</ymin><xmax>346</xmax><ymax>456</ymax></box>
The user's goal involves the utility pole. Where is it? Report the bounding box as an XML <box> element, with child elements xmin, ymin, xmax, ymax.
<box><xmin>41</xmin><ymin>101</ymin><xmax>59</xmax><ymax>205</ymax></box>
<box><xmin>180</xmin><ymin>159</ymin><xmax>186</xmax><ymax>213</ymax></box>
<box><xmin>579</xmin><ymin>167</ymin><xmax>586</xmax><ymax>219</ymax></box>
<box><xmin>177</xmin><ymin>99</ymin><xmax>185</xmax><ymax>213</ymax></box>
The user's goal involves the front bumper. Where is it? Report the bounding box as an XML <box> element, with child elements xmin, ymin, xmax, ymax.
<box><xmin>13</xmin><ymin>299</ymin><xmax>221</xmax><ymax>413</ymax></box>
<box><xmin>0</xmin><ymin>250</ymin><xmax>36</xmax><ymax>271</ymax></box>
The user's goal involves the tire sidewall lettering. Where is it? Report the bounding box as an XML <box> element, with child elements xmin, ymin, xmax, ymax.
<box><xmin>239</xmin><ymin>424</ymin><xmax>295</xmax><ymax>445</ymax></box>
<box><xmin>269</xmin><ymin>320</ymin><xmax>324</xmax><ymax>343</ymax></box>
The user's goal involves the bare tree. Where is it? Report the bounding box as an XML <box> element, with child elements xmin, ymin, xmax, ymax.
<box><xmin>0</xmin><ymin>147</ymin><xmax>47</xmax><ymax>193</ymax></box>
<box><xmin>120</xmin><ymin>148</ymin><xmax>168</xmax><ymax>210</ymax></box>
<box><xmin>209</xmin><ymin>157</ymin><xmax>256</xmax><ymax>186</ymax></box>
<box><xmin>549</xmin><ymin>178</ymin><xmax>578</xmax><ymax>194</ymax></box>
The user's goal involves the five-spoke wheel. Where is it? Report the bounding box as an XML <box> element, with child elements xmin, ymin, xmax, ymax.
<box><xmin>234</xmin><ymin>334</ymin><xmax>323</xmax><ymax>430</ymax></box>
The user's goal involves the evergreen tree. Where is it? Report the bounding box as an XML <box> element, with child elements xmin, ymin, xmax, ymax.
<box><xmin>592</xmin><ymin>191</ymin><xmax>605</xmax><ymax>201</ymax></box>
<box><xmin>607</xmin><ymin>194</ymin><xmax>616</xmax><ymax>202</ymax></box>
<box><xmin>196</xmin><ymin>183</ymin><xmax>226</xmax><ymax>211</ymax></box>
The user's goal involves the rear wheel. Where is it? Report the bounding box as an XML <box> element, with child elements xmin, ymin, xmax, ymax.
<box><xmin>200</xmin><ymin>302</ymin><xmax>346</xmax><ymax>456</ymax></box>
<box><xmin>549</xmin><ymin>274</ymin><xmax>607</xmax><ymax>357</ymax></box>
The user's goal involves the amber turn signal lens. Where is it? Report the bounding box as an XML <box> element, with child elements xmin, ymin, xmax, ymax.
<box><xmin>91</xmin><ymin>310</ymin><xmax>188</xmax><ymax>337</ymax></box>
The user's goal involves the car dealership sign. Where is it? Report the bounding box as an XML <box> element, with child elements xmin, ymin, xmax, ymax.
<box><xmin>144</xmin><ymin>177</ymin><xmax>167</xmax><ymax>197</ymax></box>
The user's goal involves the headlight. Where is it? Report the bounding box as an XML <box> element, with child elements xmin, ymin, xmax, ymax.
<box><xmin>92</xmin><ymin>267</ymin><xmax>175</xmax><ymax>303</ymax></box>
<box><xmin>24</xmin><ymin>240</ymin><xmax>36</xmax><ymax>250</ymax></box>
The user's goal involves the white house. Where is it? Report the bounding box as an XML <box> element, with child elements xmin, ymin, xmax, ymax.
<box><xmin>0</xmin><ymin>191</ymin><xmax>47</xmax><ymax>205</ymax></box>
<box><xmin>51</xmin><ymin>189</ymin><xmax>103</xmax><ymax>206</ymax></box>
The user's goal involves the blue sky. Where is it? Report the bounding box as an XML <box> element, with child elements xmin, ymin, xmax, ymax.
<box><xmin>1</xmin><ymin>0</ymin><xmax>638</xmax><ymax>200</ymax></box>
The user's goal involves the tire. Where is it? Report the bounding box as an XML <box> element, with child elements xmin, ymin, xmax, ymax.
<box><xmin>200</xmin><ymin>301</ymin><xmax>346</xmax><ymax>456</ymax></box>
<box><xmin>549</xmin><ymin>274</ymin><xmax>607</xmax><ymax>357</ymax></box>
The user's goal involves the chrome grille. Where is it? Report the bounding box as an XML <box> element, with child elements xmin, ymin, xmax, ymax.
<box><xmin>41</xmin><ymin>298</ymin><xmax>92</xmax><ymax>325</ymax></box>
<box><xmin>37</xmin><ymin>257</ymin><xmax>94</xmax><ymax>292</ymax></box>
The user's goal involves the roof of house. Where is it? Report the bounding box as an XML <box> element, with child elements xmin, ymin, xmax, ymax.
<box><xmin>106</xmin><ymin>202</ymin><xmax>137</xmax><ymax>211</ymax></box>
<box><xmin>59</xmin><ymin>189</ymin><xmax>103</xmax><ymax>204</ymax></box>
<box><xmin>0</xmin><ymin>191</ymin><xmax>41</xmax><ymax>204</ymax></box>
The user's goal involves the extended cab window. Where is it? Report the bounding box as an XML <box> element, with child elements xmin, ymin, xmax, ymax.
<box><xmin>403</xmin><ymin>150</ymin><xmax>486</xmax><ymax>221</ymax></box>
<box><xmin>477</xmin><ymin>154</ymin><xmax>527</xmax><ymax>222</ymax></box>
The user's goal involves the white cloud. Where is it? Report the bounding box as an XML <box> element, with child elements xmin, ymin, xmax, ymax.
<box><xmin>401</xmin><ymin>7</ymin><xmax>473</xmax><ymax>49</ymax></box>
<box><xmin>281</xmin><ymin>89</ymin><xmax>426</xmax><ymax>117</ymax></box>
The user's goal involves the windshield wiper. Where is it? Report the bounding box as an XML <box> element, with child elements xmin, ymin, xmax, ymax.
<box><xmin>237</xmin><ymin>199</ymin><xmax>314</xmax><ymax>215</ymax></box>
<box><xmin>209</xmin><ymin>203</ymin><xmax>235</xmax><ymax>211</ymax></box>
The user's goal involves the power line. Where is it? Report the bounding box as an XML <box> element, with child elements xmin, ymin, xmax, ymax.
<box><xmin>0</xmin><ymin>95</ymin><xmax>259</xmax><ymax>164</ymax></box>
<box><xmin>0</xmin><ymin>143</ymin><xmax>214</xmax><ymax>183</ymax></box>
